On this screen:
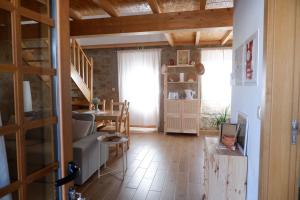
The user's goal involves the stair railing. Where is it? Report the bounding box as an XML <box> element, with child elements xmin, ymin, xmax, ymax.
<box><xmin>70</xmin><ymin>39</ymin><xmax>93</xmax><ymax>102</ymax></box>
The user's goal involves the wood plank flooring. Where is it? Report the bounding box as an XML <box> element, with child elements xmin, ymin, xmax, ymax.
<box><xmin>77</xmin><ymin>130</ymin><xmax>211</xmax><ymax>200</ymax></box>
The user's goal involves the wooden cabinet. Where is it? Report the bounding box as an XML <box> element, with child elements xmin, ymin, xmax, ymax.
<box><xmin>203</xmin><ymin>137</ymin><xmax>247</xmax><ymax>200</ymax></box>
<box><xmin>163</xmin><ymin>65</ymin><xmax>200</xmax><ymax>135</ymax></box>
<box><xmin>164</xmin><ymin>99</ymin><xmax>199</xmax><ymax>135</ymax></box>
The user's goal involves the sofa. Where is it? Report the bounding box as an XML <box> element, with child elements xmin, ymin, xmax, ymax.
<box><xmin>72</xmin><ymin>112</ymin><xmax>108</xmax><ymax>185</ymax></box>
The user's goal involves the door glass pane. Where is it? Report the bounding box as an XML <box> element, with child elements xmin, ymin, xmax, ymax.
<box><xmin>27</xmin><ymin>173</ymin><xmax>56</xmax><ymax>200</ymax></box>
<box><xmin>21</xmin><ymin>17</ymin><xmax>51</xmax><ymax>68</ymax></box>
<box><xmin>23</xmin><ymin>74</ymin><xmax>52</xmax><ymax>121</ymax></box>
<box><xmin>0</xmin><ymin>73</ymin><xmax>15</xmax><ymax>125</ymax></box>
<box><xmin>0</xmin><ymin>133</ymin><xmax>18</xmax><ymax>189</ymax></box>
<box><xmin>20</xmin><ymin>0</ymin><xmax>49</xmax><ymax>16</ymax></box>
<box><xmin>0</xmin><ymin>190</ymin><xmax>18</xmax><ymax>200</ymax></box>
<box><xmin>0</xmin><ymin>8</ymin><xmax>13</xmax><ymax>64</ymax></box>
<box><xmin>25</xmin><ymin>126</ymin><xmax>55</xmax><ymax>174</ymax></box>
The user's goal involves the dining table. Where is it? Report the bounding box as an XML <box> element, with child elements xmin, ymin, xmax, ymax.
<box><xmin>77</xmin><ymin>109</ymin><xmax>122</xmax><ymax>132</ymax></box>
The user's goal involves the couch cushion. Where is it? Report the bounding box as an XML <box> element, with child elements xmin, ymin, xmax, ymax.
<box><xmin>72</xmin><ymin>119</ymin><xmax>93</xmax><ymax>142</ymax></box>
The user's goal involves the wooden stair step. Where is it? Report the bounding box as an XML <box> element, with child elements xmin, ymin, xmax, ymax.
<box><xmin>72</xmin><ymin>99</ymin><xmax>90</xmax><ymax>106</ymax></box>
<box><xmin>26</xmin><ymin>59</ymin><xmax>49</xmax><ymax>62</ymax></box>
<box><xmin>22</xmin><ymin>47</ymin><xmax>48</xmax><ymax>50</ymax></box>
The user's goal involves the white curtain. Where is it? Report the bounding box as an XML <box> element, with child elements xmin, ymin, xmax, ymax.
<box><xmin>201</xmin><ymin>48</ymin><xmax>232</xmax><ymax>114</ymax></box>
<box><xmin>118</xmin><ymin>49</ymin><xmax>161</xmax><ymax>127</ymax></box>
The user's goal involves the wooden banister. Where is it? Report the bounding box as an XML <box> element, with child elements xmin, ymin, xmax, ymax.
<box><xmin>70</xmin><ymin>39</ymin><xmax>93</xmax><ymax>102</ymax></box>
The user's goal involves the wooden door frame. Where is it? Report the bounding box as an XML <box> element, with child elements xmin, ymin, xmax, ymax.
<box><xmin>55</xmin><ymin>0</ymin><xmax>73</xmax><ymax>199</ymax></box>
<box><xmin>259</xmin><ymin>0</ymin><xmax>300</xmax><ymax>199</ymax></box>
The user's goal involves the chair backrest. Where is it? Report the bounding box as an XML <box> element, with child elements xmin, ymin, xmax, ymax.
<box><xmin>122</xmin><ymin>101</ymin><xmax>130</xmax><ymax>122</ymax></box>
<box><xmin>72</xmin><ymin>112</ymin><xmax>95</xmax><ymax>141</ymax></box>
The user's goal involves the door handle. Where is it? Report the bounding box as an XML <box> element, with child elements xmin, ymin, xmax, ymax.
<box><xmin>56</xmin><ymin>161</ymin><xmax>80</xmax><ymax>187</ymax></box>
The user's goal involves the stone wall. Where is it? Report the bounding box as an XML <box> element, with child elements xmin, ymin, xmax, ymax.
<box><xmin>84</xmin><ymin>46</ymin><xmax>218</xmax><ymax>131</ymax></box>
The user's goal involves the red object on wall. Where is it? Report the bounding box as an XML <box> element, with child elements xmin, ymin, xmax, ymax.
<box><xmin>246</xmin><ymin>40</ymin><xmax>254</xmax><ymax>80</ymax></box>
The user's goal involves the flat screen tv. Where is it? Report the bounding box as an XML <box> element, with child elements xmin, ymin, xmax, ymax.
<box><xmin>236</xmin><ymin>112</ymin><xmax>248</xmax><ymax>156</ymax></box>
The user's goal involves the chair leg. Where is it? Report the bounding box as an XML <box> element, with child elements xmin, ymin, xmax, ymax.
<box><xmin>116</xmin><ymin>144</ymin><xmax>119</xmax><ymax>156</ymax></box>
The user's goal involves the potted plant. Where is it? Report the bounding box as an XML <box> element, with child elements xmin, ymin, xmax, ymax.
<box><xmin>211</xmin><ymin>107</ymin><xmax>230</xmax><ymax>130</ymax></box>
<box><xmin>92</xmin><ymin>97</ymin><xmax>100</xmax><ymax>111</ymax></box>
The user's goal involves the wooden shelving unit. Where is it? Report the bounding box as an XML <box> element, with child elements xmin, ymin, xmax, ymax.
<box><xmin>163</xmin><ymin>65</ymin><xmax>201</xmax><ymax>135</ymax></box>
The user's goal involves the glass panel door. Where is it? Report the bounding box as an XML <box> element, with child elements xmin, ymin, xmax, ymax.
<box><xmin>0</xmin><ymin>0</ymin><xmax>60</xmax><ymax>199</ymax></box>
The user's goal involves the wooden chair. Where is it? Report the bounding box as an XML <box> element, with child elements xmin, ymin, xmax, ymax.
<box><xmin>92</xmin><ymin>99</ymin><xmax>106</xmax><ymax>129</ymax></box>
<box><xmin>98</xmin><ymin>100</ymin><xmax>125</xmax><ymax>155</ymax></box>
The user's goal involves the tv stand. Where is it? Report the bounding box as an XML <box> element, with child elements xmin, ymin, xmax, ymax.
<box><xmin>203</xmin><ymin>137</ymin><xmax>247</xmax><ymax>200</ymax></box>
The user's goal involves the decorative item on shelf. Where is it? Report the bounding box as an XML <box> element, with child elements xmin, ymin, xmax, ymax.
<box><xmin>92</xmin><ymin>97</ymin><xmax>100</xmax><ymax>112</ymax></box>
<box><xmin>189</xmin><ymin>60</ymin><xmax>196</xmax><ymax>65</ymax></box>
<box><xmin>195</xmin><ymin>63</ymin><xmax>205</xmax><ymax>75</ymax></box>
<box><xmin>184</xmin><ymin>89</ymin><xmax>195</xmax><ymax>100</ymax></box>
<box><xmin>168</xmin><ymin>59</ymin><xmax>175</xmax><ymax>66</ymax></box>
<box><xmin>179</xmin><ymin>73</ymin><xmax>184</xmax><ymax>82</ymax></box>
<box><xmin>187</xmin><ymin>73</ymin><xmax>197</xmax><ymax>82</ymax></box>
<box><xmin>167</xmin><ymin>74</ymin><xmax>179</xmax><ymax>82</ymax></box>
<box><xmin>168</xmin><ymin>92</ymin><xmax>179</xmax><ymax>100</ymax></box>
<box><xmin>177</xmin><ymin>50</ymin><xmax>190</xmax><ymax>65</ymax></box>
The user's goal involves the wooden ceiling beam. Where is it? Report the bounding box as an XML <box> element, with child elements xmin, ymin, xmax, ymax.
<box><xmin>195</xmin><ymin>31</ymin><xmax>201</xmax><ymax>46</ymax></box>
<box><xmin>147</xmin><ymin>0</ymin><xmax>162</xmax><ymax>14</ymax></box>
<box><xmin>70</xmin><ymin>8</ymin><xmax>82</xmax><ymax>20</ymax></box>
<box><xmin>82</xmin><ymin>41</ymin><xmax>170</xmax><ymax>49</ymax></box>
<box><xmin>70</xmin><ymin>8</ymin><xmax>233</xmax><ymax>37</ymax></box>
<box><xmin>200</xmin><ymin>0</ymin><xmax>207</xmax><ymax>10</ymax></box>
<box><xmin>164</xmin><ymin>33</ymin><xmax>175</xmax><ymax>47</ymax></box>
<box><xmin>176</xmin><ymin>40</ymin><xmax>232</xmax><ymax>47</ymax></box>
<box><xmin>92</xmin><ymin>0</ymin><xmax>119</xmax><ymax>17</ymax></box>
<box><xmin>147</xmin><ymin>0</ymin><xmax>174</xmax><ymax>46</ymax></box>
<box><xmin>221</xmin><ymin>30</ymin><xmax>233</xmax><ymax>45</ymax></box>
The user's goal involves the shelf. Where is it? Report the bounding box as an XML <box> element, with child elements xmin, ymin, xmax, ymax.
<box><xmin>168</xmin><ymin>81</ymin><xmax>197</xmax><ymax>84</ymax></box>
<box><xmin>167</xmin><ymin>65</ymin><xmax>195</xmax><ymax>68</ymax></box>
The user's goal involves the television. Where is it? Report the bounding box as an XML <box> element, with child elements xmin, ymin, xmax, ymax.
<box><xmin>236</xmin><ymin>112</ymin><xmax>248</xmax><ymax>156</ymax></box>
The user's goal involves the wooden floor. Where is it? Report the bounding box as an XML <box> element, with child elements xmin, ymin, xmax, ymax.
<box><xmin>77</xmin><ymin>130</ymin><xmax>211</xmax><ymax>200</ymax></box>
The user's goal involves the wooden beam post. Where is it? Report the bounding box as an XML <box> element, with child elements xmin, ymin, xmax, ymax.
<box><xmin>56</xmin><ymin>0</ymin><xmax>72</xmax><ymax>199</ymax></box>
<box><xmin>93</xmin><ymin>0</ymin><xmax>119</xmax><ymax>17</ymax></box>
<box><xmin>70</xmin><ymin>8</ymin><xmax>233</xmax><ymax>37</ymax></box>
<box><xmin>221</xmin><ymin>30</ymin><xmax>232</xmax><ymax>45</ymax></box>
<box><xmin>195</xmin><ymin>31</ymin><xmax>201</xmax><ymax>46</ymax></box>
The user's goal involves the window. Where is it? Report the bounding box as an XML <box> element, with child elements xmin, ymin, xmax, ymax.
<box><xmin>201</xmin><ymin>48</ymin><xmax>232</xmax><ymax>127</ymax></box>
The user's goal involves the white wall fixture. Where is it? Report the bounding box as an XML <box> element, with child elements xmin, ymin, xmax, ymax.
<box><xmin>0</xmin><ymin>112</ymin><xmax>12</xmax><ymax>200</ymax></box>
<box><xmin>23</xmin><ymin>81</ymin><xmax>33</xmax><ymax>112</ymax></box>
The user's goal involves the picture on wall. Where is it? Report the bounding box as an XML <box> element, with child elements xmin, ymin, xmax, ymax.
<box><xmin>233</xmin><ymin>44</ymin><xmax>244</xmax><ymax>86</ymax></box>
<box><xmin>177</xmin><ymin>50</ymin><xmax>190</xmax><ymax>65</ymax></box>
<box><xmin>244</xmin><ymin>31</ymin><xmax>258</xmax><ymax>86</ymax></box>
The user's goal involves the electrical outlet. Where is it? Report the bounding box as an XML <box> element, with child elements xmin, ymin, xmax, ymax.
<box><xmin>112</xmin><ymin>88</ymin><xmax>115</xmax><ymax>92</ymax></box>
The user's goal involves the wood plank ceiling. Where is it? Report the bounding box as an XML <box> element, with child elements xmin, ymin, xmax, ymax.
<box><xmin>70</xmin><ymin>0</ymin><xmax>234</xmax><ymax>47</ymax></box>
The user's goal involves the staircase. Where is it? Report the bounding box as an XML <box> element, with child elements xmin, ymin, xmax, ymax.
<box><xmin>70</xmin><ymin>39</ymin><xmax>94</xmax><ymax>109</ymax></box>
<box><xmin>22</xmin><ymin>38</ymin><xmax>94</xmax><ymax>110</ymax></box>
<box><xmin>22</xmin><ymin>39</ymin><xmax>52</xmax><ymax>87</ymax></box>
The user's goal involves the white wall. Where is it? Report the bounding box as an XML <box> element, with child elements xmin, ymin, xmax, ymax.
<box><xmin>231</xmin><ymin>0</ymin><xmax>264</xmax><ymax>199</ymax></box>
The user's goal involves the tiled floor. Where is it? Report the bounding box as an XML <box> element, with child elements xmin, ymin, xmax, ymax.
<box><xmin>77</xmin><ymin>130</ymin><xmax>208</xmax><ymax>200</ymax></box>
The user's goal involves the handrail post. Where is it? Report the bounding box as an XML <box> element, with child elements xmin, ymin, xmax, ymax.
<box><xmin>90</xmin><ymin>57</ymin><xmax>94</xmax><ymax>101</ymax></box>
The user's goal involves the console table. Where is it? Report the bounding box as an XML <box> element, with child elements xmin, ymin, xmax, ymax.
<box><xmin>203</xmin><ymin>137</ymin><xmax>247</xmax><ymax>200</ymax></box>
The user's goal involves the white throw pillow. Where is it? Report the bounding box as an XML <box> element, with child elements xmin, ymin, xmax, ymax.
<box><xmin>72</xmin><ymin>119</ymin><xmax>92</xmax><ymax>141</ymax></box>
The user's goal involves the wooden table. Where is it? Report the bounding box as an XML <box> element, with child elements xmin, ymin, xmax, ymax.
<box><xmin>79</xmin><ymin>110</ymin><xmax>122</xmax><ymax>132</ymax></box>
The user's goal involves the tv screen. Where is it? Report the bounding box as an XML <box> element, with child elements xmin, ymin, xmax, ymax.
<box><xmin>237</xmin><ymin>113</ymin><xmax>248</xmax><ymax>155</ymax></box>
